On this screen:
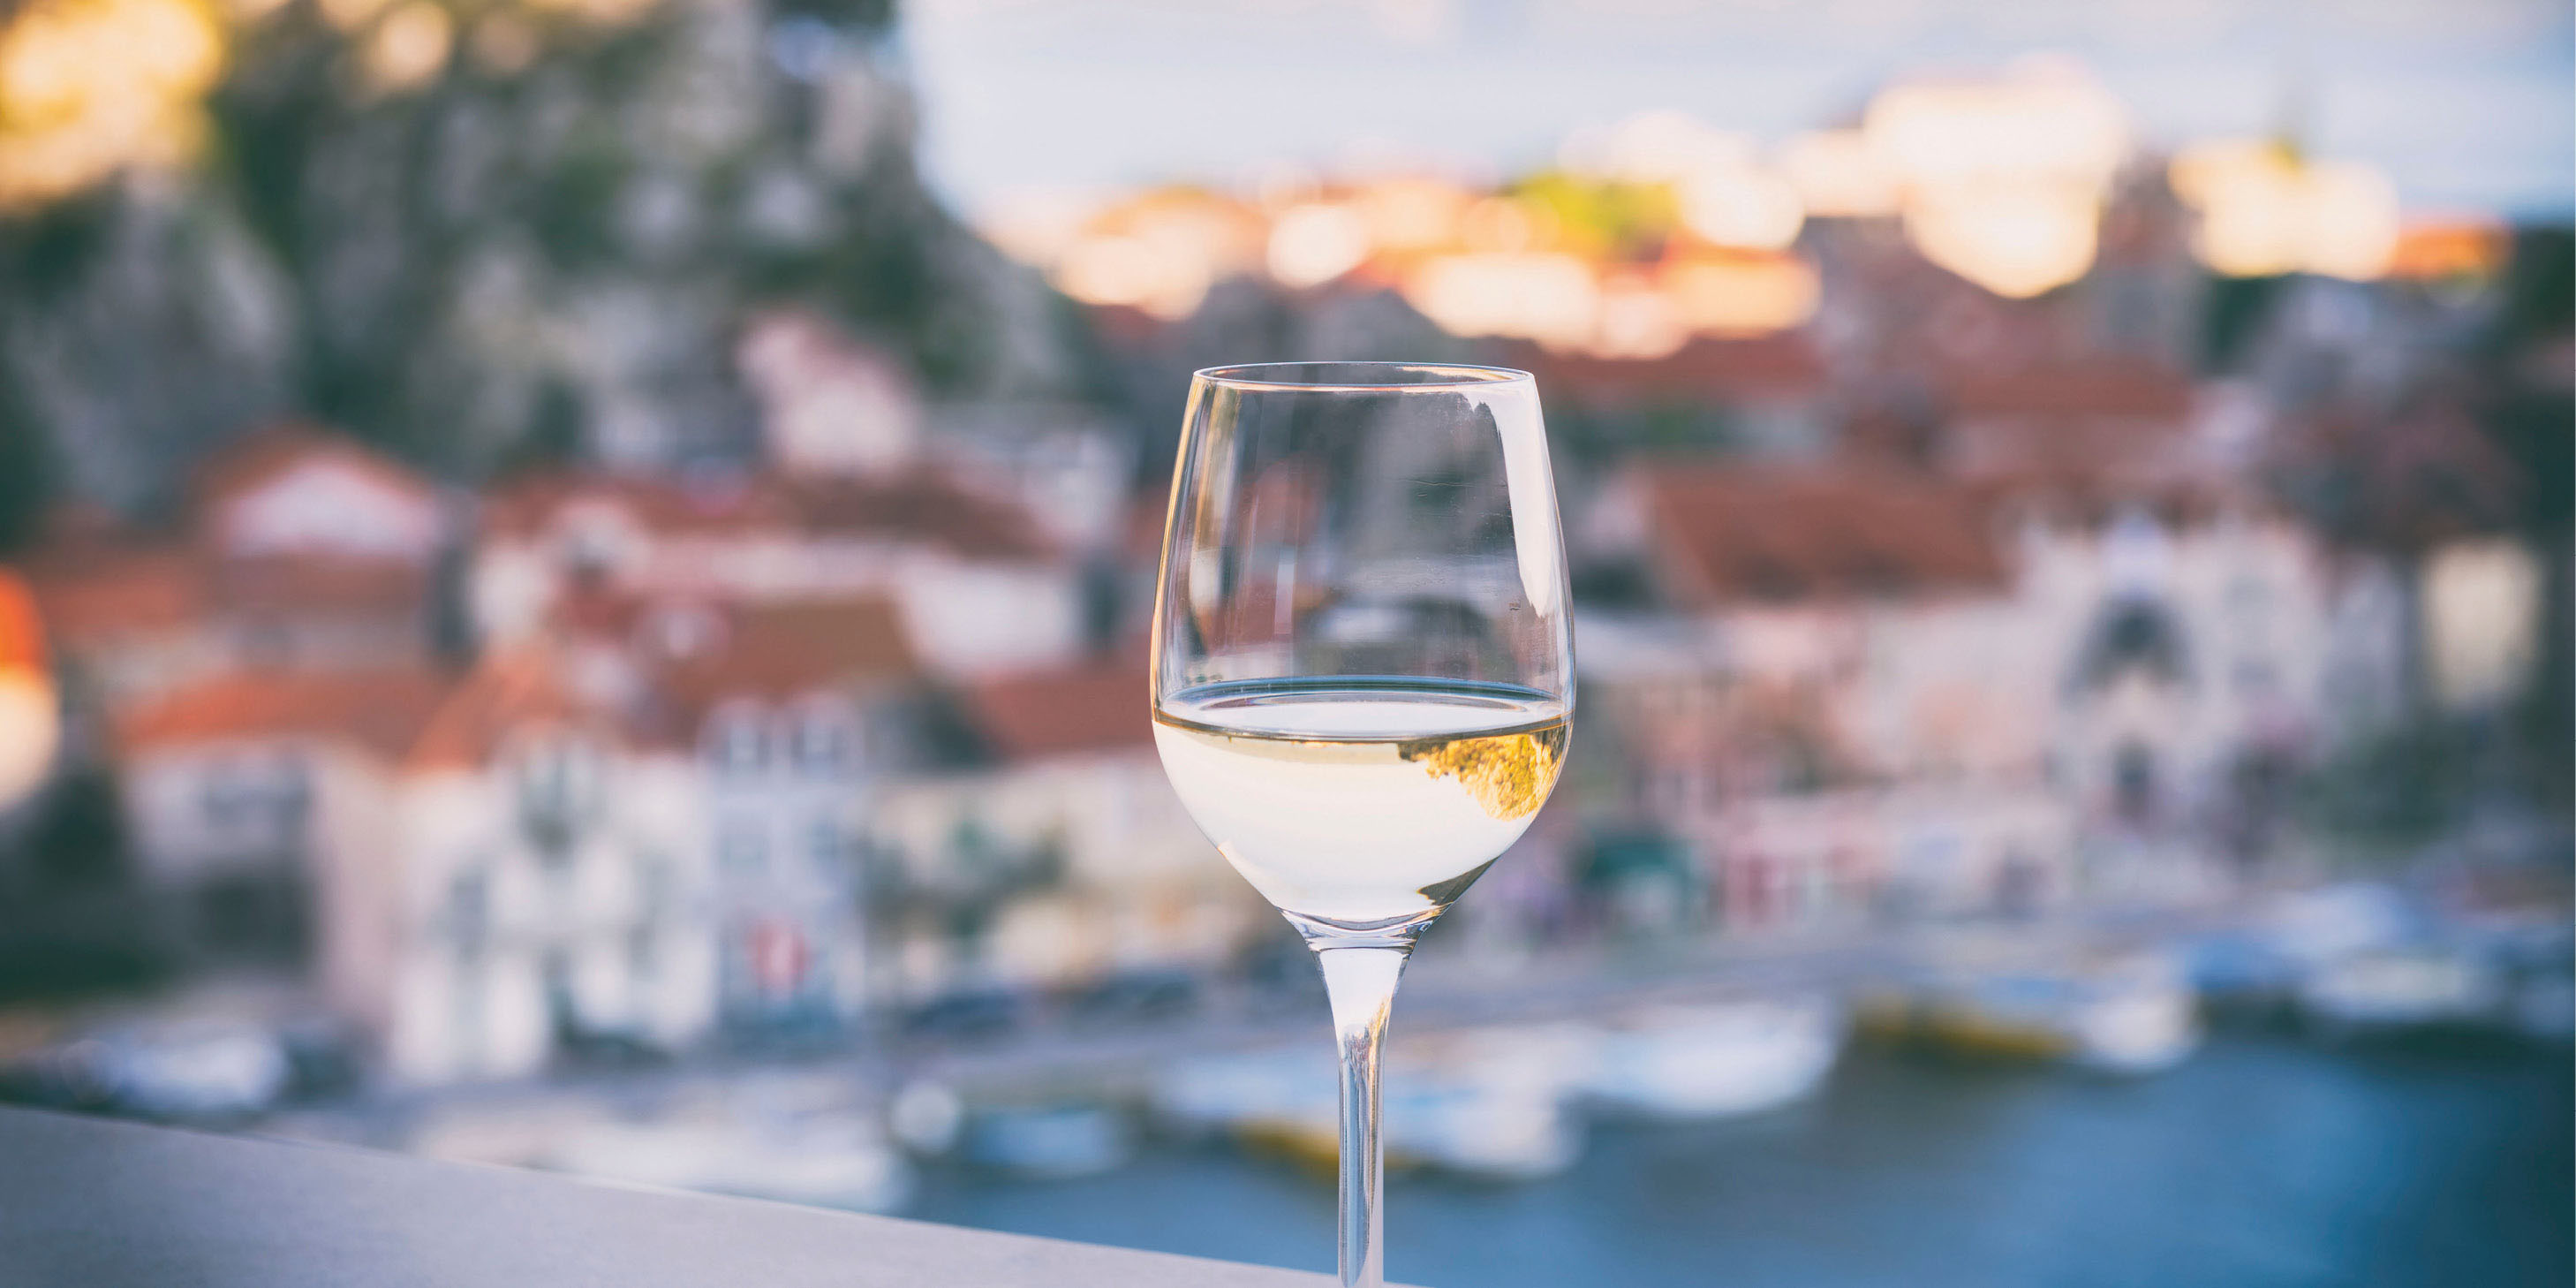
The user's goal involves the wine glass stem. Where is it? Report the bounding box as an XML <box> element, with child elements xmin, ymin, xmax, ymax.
<box><xmin>1318</xmin><ymin>944</ymin><xmax>1408</xmax><ymax>1288</ymax></box>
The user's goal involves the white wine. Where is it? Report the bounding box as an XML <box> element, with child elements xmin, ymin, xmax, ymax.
<box><xmin>1152</xmin><ymin>680</ymin><xmax>1569</xmax><ymax>928</ymax></box>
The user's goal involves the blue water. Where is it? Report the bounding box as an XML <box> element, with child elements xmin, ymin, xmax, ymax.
<box><xmin>910</xmin><ymin>1034</ymin><xmax>2573</xmax><ymax>1288</ymax></box>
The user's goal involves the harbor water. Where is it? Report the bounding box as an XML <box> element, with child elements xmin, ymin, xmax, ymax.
<box><xmin>910</xmin><ymin>1034</ymin><xmax>2572</xmax><ymax>1288</ymax></box>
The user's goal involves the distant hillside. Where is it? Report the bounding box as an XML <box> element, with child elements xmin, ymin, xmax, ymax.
<box><xmin>0</xmin><ymin>0</ymin><xmax>1081</xmax><ymax>529</ymax></box>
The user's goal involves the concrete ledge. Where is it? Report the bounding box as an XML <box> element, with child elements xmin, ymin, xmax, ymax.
<box><xmin>0</xmin><ymin>1105</ymin><xmax>1334</xmax><ymax>1288</ymax></box>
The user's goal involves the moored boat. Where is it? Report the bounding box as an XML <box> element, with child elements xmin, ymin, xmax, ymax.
<box><xmin>1583</xmin><ymin>999</ymin><xmax>1844</xmax><ymax>1118</ymax></box>
<box><xmin>1884</xmin><ymin>951</ymin><xmax>2202</xmax><ymax>1074</ymax></box>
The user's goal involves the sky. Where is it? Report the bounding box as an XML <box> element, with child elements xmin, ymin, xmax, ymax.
<box><xmin>899</xmin><ymin>0</ymin><xmax>2574</xmax><ymax>221</ymax></box>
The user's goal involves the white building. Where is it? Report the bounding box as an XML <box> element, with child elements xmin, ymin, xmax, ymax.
<box><xmin>115</xmin><ymin>669</ymin><xmax>447</xmax><ymax>966</ymax></box>
<box><xmin>867</xmin><ymin>659</ymin><xmax>1263</xmax><ymax>996</ymax></box>
<box><xmin>115</xmin><ymin>584</ymin><xmax>929</xmax><ymax>1084</ymax></box>
<box><xmin>111</xmin><ymin>649</ymin><xmax>723</xmax><ymax>1085</ymax></box>
<box><xmin>471</xmin><ymin>470</ymin><xmax>1084</xmax><ymax>679</ymax></box>
<box><xmin>649</xmin><ymin>595</ymin><xmax>916</xmax><ymax>1034</ymax></box>
<box><xmin>372</xmin><ymin>588</ymin><xmax>925</xmax><ymax>1082</ymax></box>
<box><xmin>737</xmin><ymin>308</ymin><xmax>923</xmax><ymax>477</ymax></box>
<box><xmin>373</xmin><ymin>655</ymin><xmax>717</xmax><ymax>1083</ymax></box>
<box><xmin>1575</xmin><ymin>457</ymin><xmax>2406</xmax><ymax>923</ymax></box>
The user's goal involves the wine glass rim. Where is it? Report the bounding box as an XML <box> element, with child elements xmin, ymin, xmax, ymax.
<box><xmin>1192</xmin><ymin>361</ymin><xmax>1534</xmax><ymax>392</ymax></box>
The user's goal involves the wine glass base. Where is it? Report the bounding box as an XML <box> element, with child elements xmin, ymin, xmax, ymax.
<box><xmin>1281</xmin><ymin>905</ymin><xmax>1444</xmax><ymax>952</ymax></box>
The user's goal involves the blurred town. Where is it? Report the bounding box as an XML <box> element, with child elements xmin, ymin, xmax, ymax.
<box><xmin>0</xmin><ymin>0</ymin><xmax>2566</xmax><ymax>1277</ymax></box>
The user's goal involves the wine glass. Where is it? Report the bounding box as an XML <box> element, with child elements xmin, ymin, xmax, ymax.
<box><xmin>1150</xmin><ymin>362</ymin><xmax>1574</xmax><ymax>1288</ymax></box>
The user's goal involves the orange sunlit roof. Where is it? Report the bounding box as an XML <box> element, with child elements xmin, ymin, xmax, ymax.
<box><xmin>2386</xmin><ymin>218</ymin><xmax>2512</xmax><ymax>282</ymax></box>
<box><xmin>0</xmin><ymin>568</ymin><xmax>45</xmax><ymax>674</ymax></box>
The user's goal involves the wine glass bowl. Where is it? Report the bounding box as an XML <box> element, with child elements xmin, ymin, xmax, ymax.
<box><xmin>1149</xmin><ymin>361</ymin><xmax>1574</xmax><ymax>1287</ymax></box>
<box><xmin>1155</xmin><ymin>362</ymin><xmax>1570</xmax><ymax>706</ymax></box>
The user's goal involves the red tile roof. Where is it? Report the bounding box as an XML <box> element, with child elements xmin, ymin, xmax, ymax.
<box><xmin>1941</xmin><ymin>360</ymin><xmax>2194</xmax><ymax>421</ymax></box>
<box><xmin>215</xmin><ymin>554</ymin><xmax>429</xmax><ymax>617</ymax></box>
<box><xmin>1960</xmin><ymin>465</ymin><xmax>2229</xmax><ymax>528</ymax></box>
<box><xmin>192</xmin><ymin>423</ymin><xmax>436</xmax><ymax>519</ymax></box>
<box><xmin>0</xmin><ymin>569</ymin><xmax>45</xmax><ymax>673</ymax></box>
<box><xmin>483</xmin><ymin>467</ymin><xmax>1055</xmax><ymax>561</ymax></box>
<box><xmin>23</xmin><ymin>544</ymin><xmax>204</xmax><ymax>643</ymax></box>
<box><xmin>404</xmin><ymin>650</ymin><xmax>602</xmax><ymax>771</ymax></box>
<box><xmin>547</xmin><ymin>581</ymin><xmax>653</xmax><ymax>642</ymax></box>
<box><xmin>653</xmin><ymin>595</ymin><xmax>919</xmax><ymax>716</ymax></box>
<box><xmin>1639</xmin><ymin>466</ymin><xmax>2008</xmax><ymax>607</ymax></box>
<box><xmin>782</xmin><ymin>469</ymin><xmax>1055</xmax><ymax>560</ymax></box>
<box><xmin>480</xmin><ymin>473</ymin><xmax>800</xmax><ymax>542</ymax></box>
<box><xmin>116</xmin><ymin>667</ymin><xmax>450</xmax><ymax>761</ymax></box>
<box><xmin>26</xmin><ymin>544</ymin><xmax>430</xmax><ymax>648</ymax></box>
<box><xmin>481</xmin><ymin>471</ymin><xmax>782</xmax><ymax>541</ymax></box>
<box><xmin>2268</xmin><ymin>400</ymin><xmax>2527</xmax><ymax>548</ymax></box>
<box><xmin>1820</xmin><ymin>360</ymin><xmax>2210</xmax><ymax>518</ymax></box>
<box><xmin>25</xmin><ymin>496</ymin><xmax>434</xmax><ymax>648</ymax></box>
<box><xmin>961</xmin><ymin>657</ymin><xmax>1152</xmax><ymax>761</ymax></box>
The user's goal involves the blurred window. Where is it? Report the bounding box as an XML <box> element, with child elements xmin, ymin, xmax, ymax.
<box><xmin>543</xmin><ymin>950</ymin><xmax>578</xmax><ymax>1042</ymax></box>
<box><xmin>235</xmin><ymin>619</ymin><xmax>295</xmax><ymax>669</ymax></box>
<box><xmin>792</xmin><ymin>708</ymin><xmax>857</xmax><ymax>777</ymax></box>
<box><xmin>2074</xmin><ymin>598</ymin><xmax>2193</xmax><ymax>689</ymax></box>
<box><xmin>807</xmin><ymin>816</ymin><xmax>842</xmax><ymax>874</ymax></box>
<box><xmin>514</xmin><ymin>731</ymin><xmax>605</xmax><ymax>853</ymax></box>
<box><xmin>633</xmin><ymin>856</ymin><xmax>669</xmax><ymax>917</ymax></box>
<box><xmin>2114</xmin><ymin>743</ymin><xmax>2159</xmax><ymax>822</ymax></box>
<box><xmin>200</xmin><ymin>754</ymin><xmax>313</xmax><ymax>843</ymax></box>
<box><xmin>273</xmin><ymin>755</ymin><xmax>312</xmax><ymax>822</ymax></box>
<box><xmin>706</xmin><ymin>708</ymin><xmax>771</xmax><ymax>777</ymax></box>
<box><xmin>449</xmin><ymin>870</ymin><xmax>489</xmax><ymax>955</ymax></box>
<box><xmin>719</xmin><ymin>819</ymin><xmax>767</xmax><ymax>875</ymax></box>
<box><xmin>2232</xmin><ymin>657</ymin><xmax>2279</xmax><ymax>697</ymax></box>
<box><xmin>200</xmin><ymin>760</ymin><xmax>252</xmax><ymax>830</ymax></box>
<box><xmin>195</xmin><ymin>873</ymin><xmax>309</xmax><ymax>962</ymax></box>
<box><xmin>1659</xmin><ymin>769</ymin><xmax>1693</xmax><ymax>814</ymax></box>
<box><xmin>2225</xmin><ymin>574</ymin><xmax>2272</xmax><ymax>616</ymax></box>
